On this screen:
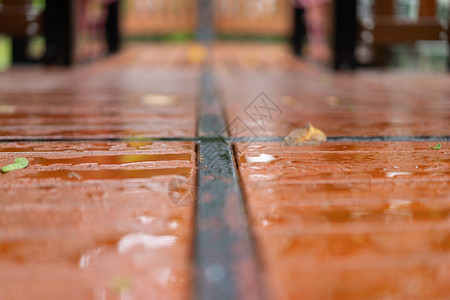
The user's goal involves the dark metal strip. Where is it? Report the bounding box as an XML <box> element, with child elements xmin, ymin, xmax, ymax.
<box><xmin>198</xmin><ymin>69</ymin><xmax>227</xmax><ymax>137</ymax></box>
<box><xmin>195</xmin><ymin>141</ymin><xmax>262</xmax><ymax>300</ymax></box>
<box><xmin>194</xmin><ymin>71</ymin><xmax>263</xmax><ymax>300</ymax></box>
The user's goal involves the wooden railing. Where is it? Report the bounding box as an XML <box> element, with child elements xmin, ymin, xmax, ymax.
<box><xmin>214</xmin><ymin>0</ymin><xmax>292</xmax><ymax>36</ymax></box>
<box><xmin>122</xmin><ymin>0</ymin><xmax>196</xmax><ymax>35</ymax></box>
<box><xmin>367</xmin><ymin>0</ymin><xmax>448</xmax><ymax>44</ymax></box>
<box><xmin>0</xmin><ymin>0</ymin><xmax>120</xmax><ymax>65</ymax></box>
<box><xmin>333</xmin><ymin>0</ymin><xmax>449</xmax><ymax>70</ymax></box>
<box><xmin>122</xmin><ymin>0</ymin><xmax>292</xmax><ymax>37</ymax></box>
<box><xmin>0</xmin><ymin>0</ymin><xmax>44</xmax><ymax>37</ymax></box>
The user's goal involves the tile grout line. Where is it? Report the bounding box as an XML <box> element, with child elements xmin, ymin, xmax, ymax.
<box><xmin>193</xmin><ymin>69</ymin><xmax>264</xmax><ymax>300</ymax></box>
<box><xmin>232</xmin><ymin>136</ymin><xmax>450</xmax><ymax>142</ymax></box>
<box><xmin>0</xmin><ymin>136</ymin><xmax>448</xmax><ymax>144</ymax></box>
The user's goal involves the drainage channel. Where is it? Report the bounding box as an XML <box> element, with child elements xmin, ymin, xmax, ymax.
<box><xmin>193</xmin><ymin>69</ymin><xmax>264</xmax><ymax>300</ymax></box>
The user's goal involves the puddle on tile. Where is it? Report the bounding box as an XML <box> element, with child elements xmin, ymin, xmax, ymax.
<box><xmin>255</xmin><ymin>201</ymin><xmax>450</xmax><ymax>227</ymax></box>
<box><xmin>0</xmin><ymin>128</ymin><xmax>192</xmax><ymax>138</ymax></box>
<box><xmin>0</xmin><ymin>142</ymin><xmax>156</xmax><ymax>152</ymax></box>
<box><xmin>78</xmin><ymin>232</ymin><xmax>182</xmax><ymax>271</ymax></box>
<box><xmin>24</xmin><ymin>168</ymin><xmax>193</xmax><ymax>181</ymax></box>
<box><xmin>30</xmin><ymin>154</ymin><xmax>192</xmax><ymax>166</ymax></box>
<box><xmin>245</xmin><ymin>168</ymin><xmax>450</xmax><ymax>182</ymax></box>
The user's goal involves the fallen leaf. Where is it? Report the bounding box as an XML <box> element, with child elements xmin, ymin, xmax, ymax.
<box><xmin>142</xmin><ymin>94</ymin><xmax>179</xmax><ymax>106</ymax></box>
<box><xmin>0</xmin><ymin>105</ymin><xmax>15</xmax><ymax>114</ymax></box>
<box><xmin>431</xmin><ymin>143</ymin><xmax>441</xmax><ymax>150</ymax></box>
<box><xmin>281</xmin><ymin>95</ymin><xmax>295</xmax><ymax>107</ymax></box>
<box><xmin>1</xmin><ymin>157</ymin><xmax>29</xmax><ymax>173</ymax></box>
<box><xmin>187</xmin><ymin>44</ymin><xmax>207</xmax><ymax>64</ymax></box>
<box><xmin>283</xmin><ymin>123</ymin><xmax>327</xmax><ymax>146</ymax></box>
<box><xmin>325</xmin><ymin>96</ymin><xmax>340</xmax><ymax>107</ymax></box>
<box><xmin>244</xmin><ymin>55</ymin><xmax>260</xmax><ymax>68</ymax></box>
<box><xmin>109</xmin><ymin>274</ymin><xmax>131</xmax><ymax>293</ymax></box>
<box><xmin>68</xmin><ymin>171</ymin><xmax>82</xmax><ymax>180</ymax></box>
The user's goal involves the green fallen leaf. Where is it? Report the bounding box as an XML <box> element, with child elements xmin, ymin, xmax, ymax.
<box><xmin>431</xmin><ymin>143</ymin><xmax>442</xmax><ymax>150</ymax></box>
<box><xmin>1</xmin><ymin>157</ymin><xmax>29</xmax><ymax>173</ymax></box>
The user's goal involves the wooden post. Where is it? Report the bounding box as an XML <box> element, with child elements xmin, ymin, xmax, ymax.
<box><xmin>291</xmin><ymin>5</ymin><xmax>306</xmax><ymax>57</ymax></box>
<box><xmin>5</xmin><ymin>0</ymin><xmax>33</xmax><ymax>63</ymax></box>
<box><xmin>11</xmin><ymin>38</ymin><xmax>28</xmax><ymax>63</ymax></box>
<box><xmin>3</xmin><ymin>0</ymin><xmax>32</xmax><ymax>5</ymax></box>
<box><xmin>44</xmin><ymin>0</ymin><xmax>74</xmax><ymax>65</ymax></box>
<box><xmin>374</xmin><ymin>0</ymin><xmax>394</xmax><ymax>15</ymax></box>
<box><xmin>106</xmin><ymin>1</ymin><xmax>121</xmax><ymax>54</ymax></box>
<box><xmin>448</xmin><ymin>18</ymin><xmax>450</xmax><ymax>72</ymax></box>
<box><xmin>419</xmin><ymin>0</ymin><xmax>437</xmax><ymax>17</ymax></box>
<box><xmin>332</xmin><ymin>0</ymin><xmax>357</xmax><ymax>70</ymax></box>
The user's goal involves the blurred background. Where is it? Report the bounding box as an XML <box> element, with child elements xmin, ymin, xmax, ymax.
<box><xmin>0</xmin><ymin>0</ymin><xmax>449</xmax><ymax>71</ymax></box>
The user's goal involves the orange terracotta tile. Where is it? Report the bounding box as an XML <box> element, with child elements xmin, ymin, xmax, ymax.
<box><xmin>0</xmin><ymin>142</ymin><xmax>196</xmax><ymax>300</ymax></box>
<box><xmin>0</xmin><ymin>92</ymin><xmax>196</xmax><ymax>139</ymax></box>
<box><xmin>0</xmin><ymin>47</ymin><xmax>200</xmax><ymax>139</ymax></box>
<box><xmin>237</xmin><ymin>142</ymin><xmax>450</xmax><ymax>299</ymax></box>
<box><xmin>219</xmin><ymin>68</ymin><xmax>450</xmax><ymax>137</ymax></box>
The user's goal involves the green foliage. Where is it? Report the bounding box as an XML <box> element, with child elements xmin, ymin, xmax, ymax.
<box><xmin>1</xmin><ymin>158</ymin><xmax>29</xmax><ymax>173</ymax></box>
<box><xmin>431</xmin><ymin>143</ymin><xmax>442</xmax><ymax>150</ymax></box>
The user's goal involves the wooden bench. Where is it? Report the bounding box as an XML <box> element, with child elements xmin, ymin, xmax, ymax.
<box><xmin>0</xmin><ymin>0</ymin><xmax>44</xmax><ymax>62</ymax></box>
<box><xmin>0</xmin><ymin>0</ymin><xmax>120</xmax><ymax>65</ymax></box>
<box><xmin>333</xmin><ymin>0</ymin><xmax>449</xmax><ymax>70</ymax></box>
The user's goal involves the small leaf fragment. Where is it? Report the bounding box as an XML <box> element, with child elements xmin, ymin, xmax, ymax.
<box><xmin>325</xmin><ymin>95</ymin><xmax>340</xmax><ymax>107</ymax></box>
<box><xmin>142</xmin><ymin>94</ymin><xmax>179</xmax><ymax>106</ymax></box>
<box><xmin>431</xmin><ymin>143</ymin><xmax>441</xmax><ymax>150</ymax></box>
<box><xmin>68</xmin><ymin>171</ymin><xmax>82</xmax><ymax>180</ymax></box>
<box><xmin>283</xmin><ymin>123</ymin><xmax>327</xmax><ymax>146</ymax></box>
<box><xmin>1</xmin><ymin>157</ymin><xmax>29</xmax><ymax>173</ymax></box>
<box><xmin>0</xmin><ymin>105</ymin><xmax>16</xmax><ymax>114</ymax></box>
<box><xmin>187</xmin><ymin>44</ymin><xmax>207</xmax><ymax>64</ymax></box>
<box><xmin>109</xmin><ymin>274</ymin><xmax>131</xmax><ymax>293</ymax></box>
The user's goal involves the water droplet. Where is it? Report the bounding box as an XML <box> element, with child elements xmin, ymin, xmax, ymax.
<box><xmin>385</xmin><ymin>172</ymin><xmax>412</xmax><ymax>178</ymax></box>
<box><xmin>136</xmin><ymin>215</ymin><xmax>155</xmax><ymax>225</ymax></box>
<box><xmin>117</xmin><ymin>232</ymin><xmax>177</xmax><ymax>254</ymax></box>
<box><xmin>242</xmin><ymin>154</ymin><xmax>279</xmax><ymax>163</ymax></box>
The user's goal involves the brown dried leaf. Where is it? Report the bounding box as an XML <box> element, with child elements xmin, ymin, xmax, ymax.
<box><xmin>283</xmin><ymin>123</ymin><xmax>327</xmax><ymax>146</ymax></box>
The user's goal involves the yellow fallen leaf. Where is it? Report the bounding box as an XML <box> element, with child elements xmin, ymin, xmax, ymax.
<box><xmin>244</xmin><ymin>56</ymin><xmax>260</xmax><ymax>68</ymax></box>
<box><xmin>283</xmin><ymin>123</ymin><xmax>327</xmax><ymax>146</ymax></box>
<box><xmin>142</xmin><ymin>94</ymin><xmax>179</xmax><ymax>106</ymax></box>
<box><xmin>0</xmin><ymin>105</ymin><xmax>16</xmax><ymax>114</ymax></box>
<box><xmin>281</xmin><ymin>96</ymin><xmax>295</xmax><ymax>107</ymax></box>
<box><xmin>325</xmin><ymin>95</ymin><xmax>340</xmax><ymax>107</ymax></box>
<box><xmin>187</xmin><ymin>44</ymin><xmax>207</xmax><ymax>65</ymax></box>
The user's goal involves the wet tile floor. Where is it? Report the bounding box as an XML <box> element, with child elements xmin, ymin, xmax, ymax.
<box><xmin>0</xmin><ymin>43</ymin><xmax>449</xmax><ymax>299</ymax></box>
